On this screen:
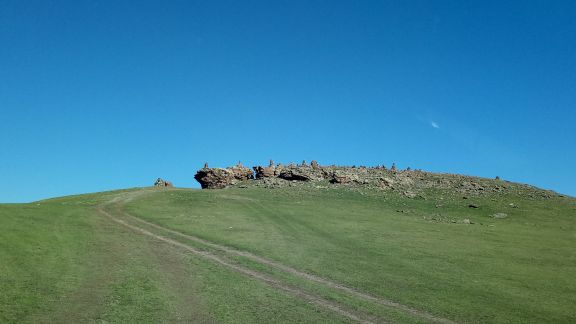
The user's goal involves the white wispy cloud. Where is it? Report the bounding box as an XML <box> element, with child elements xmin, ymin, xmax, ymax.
<box><xmin>430</xmin><ymin>121</ymin><xmax>440</xmax><ymax>129</ymax></box>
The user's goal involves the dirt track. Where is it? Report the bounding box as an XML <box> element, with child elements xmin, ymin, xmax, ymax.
<box><xmin>98</xmin><ymin>190</ymin><xmax>457</xmax><ymax>324</ymax></box>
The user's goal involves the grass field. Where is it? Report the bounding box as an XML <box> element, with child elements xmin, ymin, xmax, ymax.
<box><xmin>1</xmin><ymin>185</ymin><xmax>575</xmax><ymax>323</ymax></box>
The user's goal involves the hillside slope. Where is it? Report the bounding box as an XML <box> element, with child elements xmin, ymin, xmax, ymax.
<box><xmin>1</xmin><ymin>185</ymin><xmax>575</xmax><ymax>323</ymax></box>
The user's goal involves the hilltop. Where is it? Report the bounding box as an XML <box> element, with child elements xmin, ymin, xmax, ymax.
<box><xmin>1</xmin><ymin>166</ymin><xmax>574</xmax><ymax>323</ymax></box>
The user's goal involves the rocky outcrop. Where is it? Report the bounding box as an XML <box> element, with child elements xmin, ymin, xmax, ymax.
<box><xmin>253</xmin><ymin>160</ymin><xmax>282</xmax><ymax>179</ymax></box>
<box><xmin>253</xmin><ymin>166</ymin><xmax>278</xmax><ymax>178</ymax></box>
<box><xmin>194</xmin><ymin>164</ymin><xmax>253</xmax><ymax>189</ymax></box>
<box><xmin>193</xmin><ymin>161</ymin><xmax>558</xmax><ymax>199</ymax></box>
<box><xmin>278</xmin><ymin>165</ymin><xmax>325</xmax><ymax>181</ymax></box>
<box><xmin>194</xmin><ymin>168</ymin><xmax>233</xmax><ymax>189</ymax></box>
<box><xmin>229</xmin><ymin>163</ymin><xmax>254</xmax><ymax>181</ymax></box>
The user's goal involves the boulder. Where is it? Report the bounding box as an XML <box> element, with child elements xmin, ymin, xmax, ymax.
<box><xmin>194</xmin><ymin>165</ymin><xmax>253</xmax><ymax>189</ymax></box>
<box><xmin>403</xmin><ymin>191</ymin><xmax>417</xmax><ymax>198</ymax></box>
<box><xmin>194</xmin><ymin>168</ymin><xmax>235</xmax><ymax>189</ymax></box>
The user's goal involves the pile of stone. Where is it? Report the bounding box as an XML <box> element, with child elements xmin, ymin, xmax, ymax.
<box><xmin>154</xmin><ymin>178</ymin><xmax>174</xmax><ymax>187</ymax></box>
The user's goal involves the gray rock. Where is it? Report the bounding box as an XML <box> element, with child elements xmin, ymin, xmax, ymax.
<box><xmin>403</xmin><ymin>191</ymin><xmax>417</xmax><ymax>199</ymax></box>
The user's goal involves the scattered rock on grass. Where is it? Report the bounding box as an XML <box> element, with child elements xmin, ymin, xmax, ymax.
<box><xmin>403</xmin><ymin>191</ymin><xmax>417</xmax><ymax>199</ymax></box>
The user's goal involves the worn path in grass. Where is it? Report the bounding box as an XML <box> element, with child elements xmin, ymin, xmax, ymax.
<box><xmin>99</xmin><ymin>190</ymin><xmax>456</xmax><ymax>324</ymax></box>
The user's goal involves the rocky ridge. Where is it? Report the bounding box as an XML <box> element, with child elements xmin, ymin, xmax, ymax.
<box><xmin>194</xmin><ymin>160</ymin><xmax>558</xmax><ymax>199</ymax></box>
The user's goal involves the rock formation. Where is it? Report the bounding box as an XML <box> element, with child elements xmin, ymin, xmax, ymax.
<box><xmin>195</xmin><ymin>164</ymin><xmax>253</xmax><ymax>189</ymax></box>
<box><xmin>193</xmin><ymin>160</ymin><xmax>557</xmax><ymax>199</ymax></box>
<box><xmin>253</xmin><ymin>166</ymin><xmax>279</xmax><ymax>178</ymax></box>
<box><xmin>253</xmin><ymin>159</ymin><xmax>282</xmax><ymax>179</ymax></box>
<box><xmin>229</xmin><ymin>163</ymin><xmax>253</xmax><ymax>181</ymax></box>
<box><xmin>278</xmin><ymin>164</ymin><xmax>324</xmax><ymax>181</ymax></box>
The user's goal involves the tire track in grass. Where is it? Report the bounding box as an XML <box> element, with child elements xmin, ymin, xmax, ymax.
<box><xmin>108</xmin><ymin>190</ymin><xmax>456</xmax><ymax>324</ymax></box>
<box><xmin>97</xmin><ymin>206</ymin><xmax>378</xmax><ymax>324</ymax></box>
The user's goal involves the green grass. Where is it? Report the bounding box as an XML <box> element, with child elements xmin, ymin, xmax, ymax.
<box><xmin>123</xmin><ymin>186</ymin><xmax>576</xmax><ymax>323</ymax></box>
<box><xmin>1</xmin><ymin>185</ymin><xmax>575</xmax><ymax>323</ymax></box>
<box><xmin>0</xmin><ymin>189</ymin><xmax>349</xmax><ymax>323</ymax></box>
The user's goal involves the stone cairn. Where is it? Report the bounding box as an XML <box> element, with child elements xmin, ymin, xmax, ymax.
<box><xmin>154</xmin><ymin>178</ymin><xmax>174</xmax><ymax>187</ymax></box>
<box><xmin>311</xmin><ymin>160</ymin><xmax>320</xmax><ymax>169</ymax></box>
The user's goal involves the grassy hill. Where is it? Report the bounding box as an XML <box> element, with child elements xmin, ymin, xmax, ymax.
<box><xmin>1</xmin><ymin>184</ymin><xmax>575</xmax><ymax>323</ymax></box>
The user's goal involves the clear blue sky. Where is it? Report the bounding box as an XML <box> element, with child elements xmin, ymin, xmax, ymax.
<box><xmin>1</xmin><ymin>1</ymin><xmax>575</xmax><ymax>202</ymax></box>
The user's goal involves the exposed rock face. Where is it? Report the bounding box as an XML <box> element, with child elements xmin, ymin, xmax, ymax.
<box><xmin>279</xmin><ymin>169</ymin><xmax>312</xmax><ymax>181</ymax></box>
<box><xmin>194</xmin><ymin>168</ymin><xmax>232</xmax><ymax>189</ymax></box>
<box><xmin>229</xmin><ymin>164</ymin><xmax>254</xmax><ymax>181</ymax></box>
<box><xmin>253</xmin><ymin>166</ymin><xmax>281</xmax><ymax>178</ymax></box>
<box><xmin>278</xmin><ymin>165</ymin><xmax>324</xmax><ymax>181</ymax></box>
<box><xmin>194</xmin><ymin>164</ymin><xmax>253</xmax><ymax>189</ymax></box>
<box><xmin>154</xmin><ymin>178</ymin><xmax>174</xmax><ymax>187</ymax></box>
<box><xmin>253</xmin><ymin>160</ymin><xmax>282</xmax><ymax>179</ymax></box>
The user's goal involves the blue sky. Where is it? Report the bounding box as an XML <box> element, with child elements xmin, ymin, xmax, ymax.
<box><xmin>1</xmin><ymin>0</ymin><xmax>575</xmax><ymax>202</ymax></box>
